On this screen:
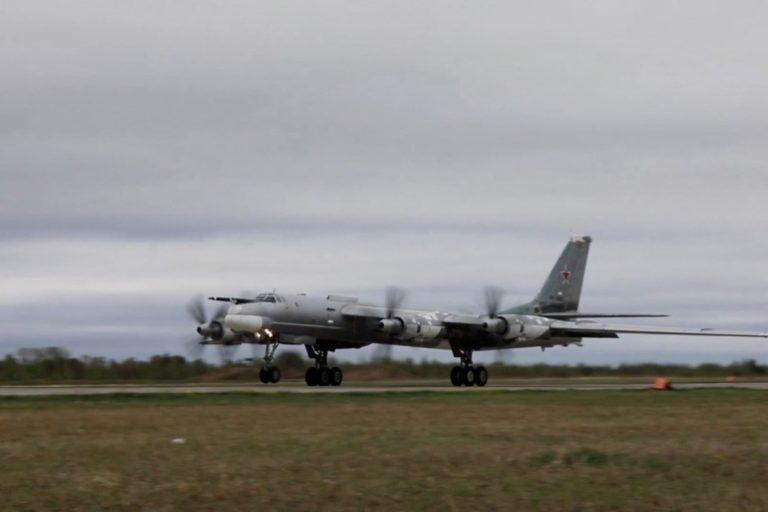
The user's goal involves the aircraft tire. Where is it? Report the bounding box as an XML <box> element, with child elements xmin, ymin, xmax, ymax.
<box><xmin>317</xmin><ymin>367</ymin><xmax>332</xmax><ymax>386</ymax></box>
<box><xmin>269</xmin><ymin>366</ymin><xmax>281</xmax><ymax>384</ymax></box>
<box><xmin>474</xmin><ymin>366</ymin><xmax>488</xmax><ymax>387</ymax></box>
<box><xmin>259</xmin><ymin>368</ymin><xmax>270</xmax><ymax>384</ymax></box>
<box><xmin>450</xmin><ymin>366</ymin><xmax>463</xmax><ymax>386</ymax></box>
<box><xmin>461</xmin><ymin>366</ymin><xmax>476</xmax><ymax>386</ymax></box>
<box><xmin>330</xmin><ymin>367</ymin><xmax>343</xmax><ymax>386</ymax></box>
<box><xmin>305</xmin><ymin>367</ymin><xmax>319</xmax><ymax>386</ymax></box>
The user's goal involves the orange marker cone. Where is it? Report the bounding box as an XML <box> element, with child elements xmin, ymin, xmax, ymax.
<box><xmin>651</xmin><ymin>377</ymin><xmax>672</xmax><ymax>390</ymax></box>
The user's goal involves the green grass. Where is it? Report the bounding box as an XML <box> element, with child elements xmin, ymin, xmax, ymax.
<box><xmin>2</xmin><ymin>390</ymin><xmax>768</xmax><ymax>511</ymax></box>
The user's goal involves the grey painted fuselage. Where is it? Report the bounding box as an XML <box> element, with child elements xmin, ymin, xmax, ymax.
<box><xmin>226</xmin><ymin>294</ymin><xmax>565</xmax><ymax>351</ymax></box>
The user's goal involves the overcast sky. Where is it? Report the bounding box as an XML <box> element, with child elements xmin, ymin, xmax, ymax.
<box><xmin>2</xmin><ymin>1</ymin><xmax>767</xmax><ymax>365</ymax></box>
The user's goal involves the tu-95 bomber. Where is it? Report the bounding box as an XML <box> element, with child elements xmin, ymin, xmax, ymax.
<box><xmin>186</xmin><ymin>236</ymin><xmax>767</xmax><ymax>387</ymax></box>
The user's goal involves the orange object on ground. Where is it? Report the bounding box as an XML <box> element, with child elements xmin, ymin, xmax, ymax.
<box><xmin>726</xmin><ymin>376</ymin><xmax>737</xmax><ymax>382</ymax></box>
<box><xmin>651</xmin><ymin>377</ymin><xmax>672</xmax><ymax>390</ymax></box>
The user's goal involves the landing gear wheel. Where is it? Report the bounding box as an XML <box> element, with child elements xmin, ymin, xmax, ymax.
<box><xmin>330</xmin><ymin>367</ymin><xmax>343</xmax><ymax>386</ymax></box>
<box><xmin>462</xmin><ymin>366</ymin><xmax>476</xmax><ymax>386</ymax></box>
<box><xmin>259</xmin><ymin>368</ymin><xmax>270</xmax><ymax>384</ymax></box>
<box><xmin>474</xmin><ymin>366</ymin><xmax>488</xmax><ymax>387</ymax></box>
<box><xmin>269</xmin><ymin>366</ymin><xmax>281</xmax><ymax>384</ymax></box>
<box><xmin>450</xmin><ymin>366</ymin><xmax>463</xmax><ymax>386</ymax></box>
<box><xmin>305</xmin><ymin>367</ymin><xmax>318</xmax><ymax>386</ymax></box>
<box><xmin>450</xmin><ymin>345</ymin><xmax>476</xmax><ymax>388</ymax></box>
<box><xmin>317</xmin><ymin>367</ymin><xmax>331</xmax><ymax>386</ymax></box>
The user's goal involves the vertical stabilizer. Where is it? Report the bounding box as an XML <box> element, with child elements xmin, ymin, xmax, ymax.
<box><xmin>533</xmin><ymin>235</ymin><xmax>591</xmax><ymax>313</ymax></box>
<box><xmin>504</xmin><ymin>235</ymin><xmax>592</xmax><ymax>315</ymax></box>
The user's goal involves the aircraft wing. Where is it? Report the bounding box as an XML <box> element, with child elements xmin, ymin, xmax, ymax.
<box><xmin>542</xmin><ymin>312</ymin><xmax>668</xmax><ymax>319</ymax></box>
<box><xmin>341</xmin><ymin>307</ymin><xmax>489</xmax><ymax>334</ymax></box>
<box><xmin>442</xmin><ymin>314</ymin><xmax>486</xmax><ymax>328</ymax></box>
<box><xmin>550</xmin><ymin>321</ymin><xmax>768</xmax><ymax>339</ymax></box>
<box><xmin>340</xmin><ymin>304</ymin><xmax>387</xmax><ymax>318</ymax></box>
<box><xmin>340</xmin><ymin>306</ymin><xmax>486</xmax><ymax>326</ymax></box>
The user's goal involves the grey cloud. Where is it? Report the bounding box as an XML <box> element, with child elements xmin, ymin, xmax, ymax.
<box><xmin>1</xmin><ymin>1</ymin><xmax>767</xmax><ymax>363</ymax></box>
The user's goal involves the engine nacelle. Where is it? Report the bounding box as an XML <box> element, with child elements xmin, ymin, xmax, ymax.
<box><xmin>378</xmin><ymin>318</ymin><xmax>405</xmax><ymax>335</ymax></box>
<box><xmin>379</xmin><ymin>317</ymin><xmax>446</xmax><ymax>340</ymax></box>
<box><xmin>519</xmin><ymin>322</ymin><xmax>550</xmax><ymax>340</ymax></box>
<box><xmin>197</xmin><ymin>321</ymin><xmax>223</xmax><ymax>338</ymax></box>
<box><xmin>397</xmin><ymin>322</ymin><xmax>446</xmax><ymax>340</ymax></box>
<box><xmin>482</xmin><ymin>317</ymin><xmax>507</xmax><ymax>335</ymax></box>
<box><xmin>224</xmin><ymin>314</ymin><xmax>272</xmax><ymax>334</ymax></box>
<box><xmin>219</xmin><ymin>328</ymin><xmax>240</xmax><ymax>344</ymax></box>
<box><xmin>496</xmin><ymin>314</ymin><xmax>551</xmax><ymax>341</ymax></box>
<box><xmin>416</xmin><ymin>324</ymin><xmax>445</xmax><ymax>340</ymax></box>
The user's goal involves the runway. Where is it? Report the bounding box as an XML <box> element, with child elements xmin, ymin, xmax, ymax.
<box><xmin>2</xmin><ymin>381</ymin><xmax>768</xmax><ymax>396</ymax></box>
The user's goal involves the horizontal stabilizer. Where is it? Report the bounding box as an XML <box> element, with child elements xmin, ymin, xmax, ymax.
<box><xmin>550</xmin><ymin>321</ymin><xmax>768</xmax><ymax>339</ymax></box>
<box><xmin>542</xmin><ymin>312</ymin><xmax>668</xmax><ymax>319</ymax></box>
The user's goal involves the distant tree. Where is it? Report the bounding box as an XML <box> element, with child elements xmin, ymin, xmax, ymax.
<box><xmin>0</xmin><ymin>346</ymin><xmax>765</xmax><ymax>383</ymax></box>
<box><xmin>275</xmin><ymin>351</ymin><xmax>305</xmax><ymax>370</ymax></box>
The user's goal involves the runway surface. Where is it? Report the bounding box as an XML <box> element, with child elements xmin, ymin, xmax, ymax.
<box><xmin>2</xmin><ymin>381</ymin><xmax>768</xmax><ymax>396</ymax></box>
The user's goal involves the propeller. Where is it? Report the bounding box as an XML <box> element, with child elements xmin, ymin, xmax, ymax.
<box><xmin>185</xmin><ymin>338</ymin><xmax>205</xmax><ymax>359</ymax></box>
<box><xmin>186</xmin><ymin>296</ymin><xmax>207</xmax><ymax>325</ymax></box>
<box><xmin>480</xmin><ymin>286</ymin><xmax>510</xmax><ymax>337</ymax></box>
<box><xmin>371</xmin><ymin>344</ymin><xmax>393</xmax><ymax>363</ymax></box>
<box><xmin>377</xmin><ymin>287</ymin><xmax>407</xmax><ymax>337</ymax></box>
<box><xmin>494</xmin><ymin>344</ymin><xmax>512</xmax><ymax>365</ymax></box>
<box><xmin>483</xmin><ymin>286</ymin><xmax>505</xmax><ymax>318</ymax></box>
<box><xmin>185</xmin><ymin>296</ymin><xmax>230</xmax><ymax>361</ymax></box>
<box><xmin>385</xmin><ymin>287</ymin><xmax>406</xmax><ymax>318</ymax></box>
<box><xmin>217</xmin><ymin>344</ymin><xmax>238</xmax><ymax>365</ymax></box>
<box><xmin>213</xmin><ymin>302</ymin><xmax>229</xmax><ymax>322</ymax></box>
<box><xmin>186</xmin><ymin>296</ymin><xmax>228</xmax><ymax>326</ymax></box>
<box><xmin>485</xmin><ymin>287</ymin><xmax>511</xmax><ymax>362</ymax></box>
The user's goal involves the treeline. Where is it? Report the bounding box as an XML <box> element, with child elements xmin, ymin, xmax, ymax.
<box><xmin>0</xmin><ymin>347</ymin><xmax>766</xmax><ymax>383</ymax></box>
<box><xmin>1</xmin><ymin>347</ymin><xmax>212</xmax><ymax>383</ymax></box>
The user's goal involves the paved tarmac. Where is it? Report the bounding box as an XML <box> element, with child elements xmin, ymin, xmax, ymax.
<box><xmin>1</xmin><ymin>381</ymin><xmax>767</xmax><ymax>396</ymax></box>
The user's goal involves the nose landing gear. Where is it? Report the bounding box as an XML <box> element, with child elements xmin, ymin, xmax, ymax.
<box><xmin>304</xmin><ymin>346</ymin><xmax>343</xmax><ymax>387</ymax></box>
<box><xmin>259</xmin><ymin>365</ymin><xmax>281</xmax><ymax>384</ymax></box>
<box><xmin>449</xmin><ymin>346</ymin><xmax>488</xmax><ymax>387</ymax></box>
<box><xmin>258</xmin><ymin>340</ymin><xmax>281</xmax><ymax>384</ymax></box>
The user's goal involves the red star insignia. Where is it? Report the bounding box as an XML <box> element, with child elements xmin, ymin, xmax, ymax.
<box><xmin>560</xmin><ymin>269</ymin><xmax>571</xmax><ymax>283</ymax></box>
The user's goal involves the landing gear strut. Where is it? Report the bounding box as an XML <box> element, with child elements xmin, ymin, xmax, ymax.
<box><xmin>449</xmin><ymin>346</ymin><xmax>488</xmax><ymax>387</ymax></box>
<box><xmin>258</xmin><ymin>340</ymin><xmax>281</xmax><ymax>384</ymax></box>
<box><xmin>304</xmin><ymin>345</ymin><xmax>343</xmax><ymax>387</ymax></box>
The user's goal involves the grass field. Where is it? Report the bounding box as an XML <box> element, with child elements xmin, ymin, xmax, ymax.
<box><xmin>2</xmin><ymin>390</ymin><xmax>768</xmax><ymax>511</ymax></box>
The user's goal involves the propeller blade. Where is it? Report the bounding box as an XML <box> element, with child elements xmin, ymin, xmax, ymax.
<box><xmin>185</xmin><ymin>338</ymin><xmax>205</xmax><ymax>360</ymax></box>
<box><xmin>186</xmin><ymin>296</ymin><xmax>207</xmax><ymax>324</ymax></box>
<box><xmin>385</xmin><ymin>287</ymin><xmax>406</xmax><ymax>318</ymax></box>
<box><xmin>484</xmin><ymin>286</ymin><xmax>505</xmax><ymax>318</ymax></box>
<box><xmin>372</xmin><ymin>344</ymin><xmax>393</xmax><ymax>362</ymax></box>
<box><xmin>213</xmin><ymin>303</ymin><xmax>229</xmax><ymax>321</ymax></box>
<box><xmin>218</xmin><ymin>344</ymin><xmax>237</xmax><ymax>365</ymax></box>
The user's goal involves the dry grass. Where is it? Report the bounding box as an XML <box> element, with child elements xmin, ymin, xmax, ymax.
<box><xmin>1</xmin><ymin>390</ymin><xmax>768</xmax><ymax>511</ymax></box>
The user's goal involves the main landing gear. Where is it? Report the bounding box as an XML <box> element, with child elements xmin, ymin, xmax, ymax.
<box><xmin>258</xmin><ymin>340</ymin><xmax>281</xmax><ymax>384</ymax></box>
<box><xmin>304</xmin><ymin>346</ymin><xmax>343</xmax><ymax>387</ymax></box>
<box><xmin>449</xmin><ymin>347</ymin><xmax>488</xmax><ymax>387</ymax></box>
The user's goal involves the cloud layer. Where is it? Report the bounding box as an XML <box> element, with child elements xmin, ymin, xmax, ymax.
<box><xmin>2</xmin><ymin>1</ymin><xmax>767</xmax><ymax>364</ymax></box>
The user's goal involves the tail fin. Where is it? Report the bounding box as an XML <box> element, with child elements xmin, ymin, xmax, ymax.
<box><xmin>533</xmin><ymin>235</ymin><xmax>591</xmax><ymax>313</ymax></box>
<box><xmin>504</xmin><ymin>235</ymin><xmax>591</xmax><ymax>315</ymax></box>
